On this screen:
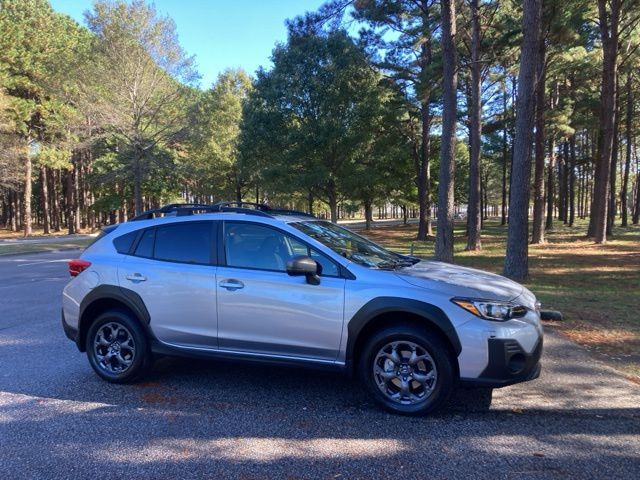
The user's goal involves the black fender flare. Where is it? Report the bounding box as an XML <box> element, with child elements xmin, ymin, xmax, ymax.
<box><xmin>77</xmin><ymin>284</ymin><xmax>152</xmax><ymax>351</ymax></box>
<box><xmin>345</xmin><ymin>297</ymin><xmax>462</xmax><ymax>369</ymax></box>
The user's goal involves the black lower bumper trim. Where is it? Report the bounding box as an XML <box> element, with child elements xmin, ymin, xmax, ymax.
<box><xmin>460</xmin><ymin>337</ymin><xmax>543</xmax><ymax>388</ymax></box>
<box><xmin>61</xmin><ymin>309</ymin><xmax>78</xmax><ymax>344</ymax></box>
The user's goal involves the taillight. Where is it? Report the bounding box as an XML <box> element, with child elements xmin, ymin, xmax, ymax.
<box><xmin>68</xmin><ymin>259</ymin><xmax>91</xmax><ymax>277</ymax></box>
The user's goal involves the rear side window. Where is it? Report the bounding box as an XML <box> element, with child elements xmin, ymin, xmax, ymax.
<box><xmin>153</xmin><ymin>223</ymin><xmax>212</xmax><ymax>265</ymax></box>
<box><xmin>113</xmin><ymin>231</ymin><xmax>138</xmax><ymax>254</ymax></box>
<box><xmin>134</xmin><ymin>229</ymin><xmax>155</xmax><ymax>258</ymax></box>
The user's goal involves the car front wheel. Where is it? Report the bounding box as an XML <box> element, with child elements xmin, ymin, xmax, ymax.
<box><xmin>86</xmin><ymin>310</ymin><xmax>150</xmax><ymax>383</ymax></box>
<box><xmin>359</xmin><ymin>325</ymin><xmax>455</xmax><ymax>415</ymax></box>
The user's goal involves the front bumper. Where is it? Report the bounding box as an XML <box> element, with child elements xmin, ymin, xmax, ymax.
<box><xmin>460</xmin><ymin>337</ymin><xmax>543</xmax><ymax>388</ymax></box>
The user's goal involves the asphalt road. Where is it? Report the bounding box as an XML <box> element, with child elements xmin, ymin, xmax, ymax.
<box><xmin>1</xmin><ymin>250</ymin><xmax>639</xmax><ymax>479</ymax></box>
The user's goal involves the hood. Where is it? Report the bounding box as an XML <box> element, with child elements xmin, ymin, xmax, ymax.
<box><xmin>395</xmin><ymin>260</ymin><xmax>524</xmax><ymax>302</ymax></box>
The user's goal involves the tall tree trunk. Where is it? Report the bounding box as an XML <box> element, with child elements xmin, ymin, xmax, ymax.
<box><xmin>633</xmin><ymin>167</ymin><xmax>640</xmax><ymax>224</ymax></box>
<box><xmin>40</xmin><ymin>165</ymin><xmax>50</xmax><ymax>234</ymax></box>
<box><xmin>118</xmin><ymin>183</ymin><xmax>127</xmax><ymax>223</ymax></box>
<box><xmin>74</xmin><ymin>164</ymin><xmax>81</xmax><ymax>232</ymax></box>
<box><xmin>66</xmin><ymin>168</ymin><xmax>76</xmax><ymax>235</ymax></box>
<box><xmin>504</xmin><ymin>0</ymin><xmax>541</xmax><ymax>281</ymax></box>
<box><xmin>133</xmin><ymin>154</ymin><xmax>143</xmax><ymax>216</ymax></box>
<box><xmin>561</xmin><ymin>141</ymin><xmax>569</xmax><ymax>223</ymax></box>
<box><xmin>546</xmin><ymin>139</ymin><xmax>555</xmax><ymax>230</ymax></box>
<box><xmin>435</xmin><ymin>0</ymin><xmax>457</xmax><ymax>263</ymax></box>
<box><xmin>417</xmin><ymin>101</ymin><xmax>433</xmax><ymax>239</ymax></box>
<box><xmin>501</xmin><ymin>79</ymin><xmax>509</xmax><ymax>226</ymax></box>
<box><xmin>23</xmin><ymin>144</ymin><xmax>32</xmax><ymax>237</ymax></box>
<box><xmin>557</xmin><ymin>145</ymin><xmax>564</xmax><ymax>221</ymax></box>
<box><xmin>607</xmin><ymin>84</ymin><xmax>620</xmax><ymax>234</ymax></box>
<box><xmin>416</xmin><ymin>11</ymin><xmax>434</xmax><ymax>241</ymax></box>
<box><xmin>591</xmin><ymin>0</ymin><xmax>620</xmax><ymax>244</ymax></box>
<box><xmin>531</xmin><ymin>38</ymin><xmax>547</xmax><ymax>244</ymax></box>
<box><xmin>327</xmin><ymin>179</ymin><xmax>338</xmax><ymax>223</ymax></box>
<box><xmin>9</xmin><ymin>190</ymin><xmax>17</xmax><ymax>231</ymax></box>
<box><xmin>364</xmin><ymin>199</ymin><xmax>373</xmax><ymax>230</ymax></box>
<box><xmin>621</xmin><ymin>70</ymin><xmax>633</xmax><ymax>227</ymax></box>
<box><xmin>569</xmin><ymin>134</ymin><xmax>576</xmax><ymax>226</ymax></box>
<box><xmin>466</xmin><ymin>0</ymin><xmax>482</xmax><ymax>250</ymax></box>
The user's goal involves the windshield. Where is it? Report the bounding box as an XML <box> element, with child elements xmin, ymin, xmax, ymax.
<box><xmin>291</xmin><ymin>221</ymin><xmax>418</xmax><ymax>269</ymax></box>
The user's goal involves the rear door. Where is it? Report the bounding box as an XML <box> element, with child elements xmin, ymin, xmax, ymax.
<box><xmin>118</xmin><ymin>221</ymin><xmax>218</xmax><ymax>349</ymax></box>
<box><xmin>216</xmin><ymin>221</ymin><xmax>345</xmax><ymax>362</ymax></box>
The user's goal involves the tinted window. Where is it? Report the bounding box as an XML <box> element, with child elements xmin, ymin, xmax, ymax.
<box><xmin>113</xmin><ymin>231</ymin><xmax>138</xmax><ymax>254</ymax></box>
<box><xmin>287</xmin><ymin>234</ymin><xmax>339</xmax><ymax>277</ymax></box>
<box><xmin>134</xmin><ymin>229</ymin><xmax>155</xmax><ymax>258</ymax></box>
<box><xmin>291</xmin><ymin>221</ymin><xmax>406</xmax><ymax>269</ymax></box>
<box><xmin>154</xmin><ymin>223</ymin><xmax>212</xmax><ymax>265</ymax></box>
<box><xmin>224</xmin><ymin>222</ymin><xmax>339</xmax><ymax>276</ymax></box>
<box><xmin>310</xmin><ymin>249</ymin><xmax>339</xmax><ymax>277</ymax></box>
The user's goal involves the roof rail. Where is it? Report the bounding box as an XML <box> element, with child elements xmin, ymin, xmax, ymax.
<box><xmin>266</xmin><ymin>208</ymin><xmax>316</xmax><ymax>218</ymax></box>
<box><xmin>130</xmin><ymin>201</ymin><xmax>316</xmax><ymax>222</ymax></box>
<box><xmin>130</xmin><ymin>203</ymin><xmax>273</xmax><ymax>221</ymax></box>
<box><xmin>211</xmin><ymin>201</ymin><xmax>316</xmax><ymax>218</ymax></box>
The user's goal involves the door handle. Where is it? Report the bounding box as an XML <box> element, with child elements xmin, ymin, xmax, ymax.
<box><xmin>219</xmin><ymin>279</ymin><xmax>244</xmax><ymax>291</ymax></box>
<box><xmin>125</xmin><ymin>273</ymin><xmax>147</xmax><ymax>282</ymax></box>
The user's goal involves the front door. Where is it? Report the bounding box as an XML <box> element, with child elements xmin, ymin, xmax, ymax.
<box><xmin>216</xmin><ymin>221</ymin><xmax>345</xmax><ymax>362</ymax></box>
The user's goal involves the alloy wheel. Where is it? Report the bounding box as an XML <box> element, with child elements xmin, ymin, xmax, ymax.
<box><xmin>373</xmin><ymin>340</ymin><xmax>437</xmax><ymax>405</ymax></box>
<box><xmin>93</xmin><ymin>322</ymin><xmax>136</xmax><ymax>375</ymax></box>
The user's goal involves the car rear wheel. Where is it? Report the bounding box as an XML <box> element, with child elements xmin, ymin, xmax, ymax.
<box><xmin>359</xmin><ymin>325</ymin><xmax>454</xmax><ymax>415</ymax></box>
<box><xmin>86</xmin><ymin>310</ymin><xmax>150</xmax><ymax>383</ymax></box>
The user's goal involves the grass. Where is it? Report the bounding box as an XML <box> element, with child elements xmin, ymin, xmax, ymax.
<box><xmin>0</xmin><ymin>239</ymin><xmax>92</xmax><ymax>256</ymax></box>
<box><xmin>0</xmin><ymin>227</ymin><xmax>93</xmax><ymax>255</ymax></box>
<box><xmin>353</xmin><ymin>218</ymin><xmax>640</xmax><ymax>381</ymax></box>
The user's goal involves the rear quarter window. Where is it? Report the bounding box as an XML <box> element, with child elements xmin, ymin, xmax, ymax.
<box><xmin>112</xmin><ymin>231</ymin><xmax>139</xmax><ymax>254</ymax></box>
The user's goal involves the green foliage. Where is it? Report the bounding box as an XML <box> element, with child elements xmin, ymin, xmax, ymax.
<box><xmin>1</xmin><ymin>0</ymin><xmax>640</xmax><ymax>238</ymax></box>
<box><xmin>186</xmin><ymin>69</ymin><xmax>252</xmax><ymax>200</ymax></box>
<box><xmin>81</xmin><ymin>0</ymin><xmax>198</xmax><ymax>212</ymax></box>
<box><xmin>240</xmin><ymin>28</ymin><xmax>400</xmax><ymax>218</ymax></box>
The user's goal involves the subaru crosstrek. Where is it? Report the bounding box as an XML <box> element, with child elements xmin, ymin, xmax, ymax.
<box><xmin>62</xmin><ymin>202</ymin><xmax>544</xmax><ymax>415</ymax></box>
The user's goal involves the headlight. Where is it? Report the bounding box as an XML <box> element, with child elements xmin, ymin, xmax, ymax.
<box><xmin>451</xmin><ymin>298</ymin><xmax>527</xmax><ymax>322</ymax></box>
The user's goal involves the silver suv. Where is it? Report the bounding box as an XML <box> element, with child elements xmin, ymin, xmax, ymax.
<box><xmin>62</xmin><ymin>202</ymin><xmax>544</xmax><ymax>415</ymax></box>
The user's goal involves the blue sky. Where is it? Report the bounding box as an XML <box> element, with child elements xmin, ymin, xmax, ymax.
<box><xmin>50</xmin><ymin>0</ymin><xmax>326</xmax><ymax>88</ymax></box>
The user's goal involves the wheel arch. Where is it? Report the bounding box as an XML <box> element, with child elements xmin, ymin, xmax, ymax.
<box><xmin>77</xmin><ymin>285</ymin><xmax>151</xmax><ymax>352</ymax></box>
<box><xmin>345</xmin><ymin>297</ymin><xmax>461</xmax><ymax>375</ymax></box>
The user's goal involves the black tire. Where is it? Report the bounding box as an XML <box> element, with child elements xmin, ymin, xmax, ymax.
<box><xmin>358</xmin><ymin>325</ymin><xmax>455</xmax><ymax>416</ymax></box>
<box><xmin>85</xmin><ymin>309</ymin><xmax>151</xmax><ymax>383</ymax></box>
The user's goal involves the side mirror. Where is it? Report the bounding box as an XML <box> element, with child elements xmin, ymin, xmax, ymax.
<box><xmin>286</xmin><ymin>255</ymin><xmax>321</xmax><ymax>285</ymax></box>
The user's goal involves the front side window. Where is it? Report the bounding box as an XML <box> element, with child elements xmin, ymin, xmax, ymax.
<box><xmin>291</xmin><ymin>221</ymin><xmax>415</xmax><ymax>269</ymax></box>
<box><xmin>224</xmin><ymin>222</ymin><xmax>339</xmax><ymax>276</ymax></box>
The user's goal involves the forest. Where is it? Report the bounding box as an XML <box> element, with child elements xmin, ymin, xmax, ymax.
<box><xmin>1</xmin><ymin>0</ymin><xmax>640</xmax><ymax>280</ymax></box>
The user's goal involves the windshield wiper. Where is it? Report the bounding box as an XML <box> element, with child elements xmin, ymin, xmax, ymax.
<box><xmin>376</xmin><ymin>259</ymin><xmax>417</xmax><ymax>270</ymax></box>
